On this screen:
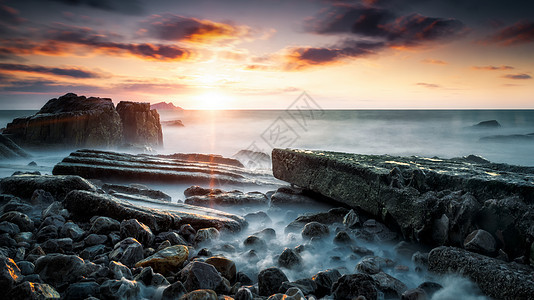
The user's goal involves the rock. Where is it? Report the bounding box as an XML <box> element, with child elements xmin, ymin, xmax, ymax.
<box><xmin>270</xmin><ymin>186</ymin><xmax>319</xmax><ymax>205</ymax></box>
<box><xmin>109</xmin><ymin>261</ymin><xmax>133</xmax><ymax>280</ymax></box>
<box><xmin>472</xmin><ymin>120</ymin><xmax>501</xmax><ymax>129</ymax></box>
<box><xmin>184</xmin><ymin>186</ymin><xmax>223</xmax><ymax>197</ymax></box>
<box><xmin>42</xmin><ymin>238</ymin><xmax>73</xmax><ymax>253</ymax></box>
<box><xmin>0</xmin><ymin>221</ymin><xmax>20</xmax><ymax>235</ymax></box>
<box><xmin>195</xmin><ymin>228</ymin><xmax>220</xmax><ymax>245</ymax></box>
<box><xmin>17</xmin><ymin>261</ymin><xmax>34</xmax><ymax>275</ymax></box>
<box><xmin>0</xmin><ymin>211</ymin><xmax>34</xmax><ymax>232</ymax></box>
<box><xmin>428</xmin><ymin>246</ymin><xmax>534</xmax><ymax>299</ymax></box>
<box><xmin>272</xmin><ymin>149</ymin><xmax>534</xmax><ymax>257</ymax></box>
<box><xmin>463</xmin><ymin>229</ymin><xmax>496</xmax><ymax>255</ymax></box>
<box><xmin>289</xmin><ymin>208</ymin><xmax>349</xmax><ymax>232</ymax></box>
<box><xmin>161</xmin><ymin>119</ymin><xmax>185</xmax><ymax>127</ymax></box>
<box><xmin>30</xmin><ymin>189</ymin><xmax>55</xmax><ymax>205</ymax></box>
<box><xmin>4</xmin><ymin>93</ymin><xmax>123</xmax><ymax>147</ymax></box>
<box><xmin>151</xmin><ymin>101</ymin><xmax>183</xmax><ymax>111</ymax></box>
<box><xmin>134</xmin><ymin>266</ymin><xmax>169</xmax><ymax>286</ymax></box>
<box><xmin>0</xmin><ymin>174</ymin><xmax>97</xmax><ymax>200</ymax></box>
<box><xmin>7</xmin><ymin>282</ymin><xmax>60</xmax><ymax>300</ymax></box>
<box><xmin>41</xmin><ymin>202</ymin><xmax>65</xmax><ymax>220</ymax></box>
<box><xmin>280</xmin><ymin>278</ymin><xmax>317</xmax><ymax>295</ymax></box>
<box><xmin>65</xmin><ymin>190</ymin><xmax>246</xmax><ymax>232</ymax></box>
<box><xmin>109</xmin><ymin>237</ymin><xmax>144</xmax><ymax>267</ymax></box>
<box><xmin>333</xmin><ymin>231</ymin><xmax>352</xmax><ymax>244</ymax></box>
<box><xmin>356</xmin><ymin>256</ymin><xmax>394</xmax><ymax>275</ymax></box>
<box><xmin>80</xmin><ymin>244</ymin><xmax>107</xmax><ymax>260</ymax></box>
<box><xmin>431</xmin><ymin>214</ymin><xmax>449</xmax><ymax>245</ymax></box>
<box><xmin>185</xmin><ymin>190</ymin><xmax>268</xmax><ymax>207</ymax></box>
<box><xmin>301</xmin><ymin>222</ymin><xmax>329</xmax><ymax>239</ymax></box>
<box><xmin>120</xmin><ymin>219</ymin><xmax>155</xmax><ymax>246</ymax></box>
<box><xmin>180</xmin><ymin>289</ymin><xmax>218</xmax><ymax>300</ymax></box>
<box><xmin>135</xmin><ymin>245</ymin><xmax>189</xmax><ymax>275</ymax></box>
<box><xmin>0</xmin><ymin>257</ymin><xmax>21</xmax><ymax>291</ymax></box>
<box><xmin>116</xmin><ymin>101</ymin><xmax>163</xmax><ymax>147</ymax></box>
<box><xmin>156</xmin><ymin>231</ymin><xmax>188</xmax><ymax>246</ymax></box>
<box><xmin>36</xmin><ymin>225</ymin><xmax>58</xmax><ymax>243</ymax></box>
<box><xmin>84</xmin><ymin>233</ymin><xmax>107</xmax><ymax>246</ymax></box>
<box><xmin>401</xmin><ymin>288</ymin><xmax>427</xmax><ymax>300</ymax></box>
<box><xmin>343</xmin><ymin>209</ymin><xmax>361</xmax><ymax>228</ymax></box>
<box><xmin>417</xmin><ymin>282</ymin><xmax>442</xmax><ymax>298</ymax></box>
<box><xmin>100</xmin><ymin>278</ymin><xmax>140</xmax><ymax>299</ymax></box>
<box><xmin>178</xmin><ymin>261</ymin><xmax>223</xmax><ymax>292</ymax></box>
<box><xmin>235</xmin><ymin>287</ymin><xmax>253</xmax><ymax>300</ymax></box>
<box><xmin>64</xmin><ymin>281</ymin><xmax>100</xmax><ymax>300</ymax></box>
<box><xmin>1</xmin><ymin>198</ymin><xmax>32</xmax><ymax>214</ymax></box>
<box><xmin>90</xmin><ymin>216</ymin><xmax>121</xmax><ymax>234</ymax></box>
<box><xmin>34</xmin><ymin>254</ymin><xmax>87</xmax><ymax>287</ymax></box>
<box><xmin>254</xmin><ymin>228</ymin><xmax>277</xmax><ymax>241</ymax></box>
<box><xmin>331</xmin><ymin>274</ymin><xmax>378</xmax><ymax>300</ymax></box>
<box><xmin>243</xmin><ymin>235</ymin><xmax>266</xmax><ymax>250</ymax></box>
<box><xmin>0</xmin><ymin>135</ymin><xmax>30</xmax><ymax>159</ymax></box>
<box><xmin>480</xmin><ymin>133</ymin><xmax>534</xmax><ymax>142</ymax></box>
<box><xmin>244</xmin><ymin>211</ymin><xmax>272</xmax><ymax>226</ymax></box>
<box><xmin>102</xmin><ymin>183</ymin><xmax>171</xmax><ymax>202</ymax></box>
<box><xmin>312</xmin><ymin>269</ymin><xmax>342</xmax><ymax>298</ymax></box>
<box><xmin>205</xmin><ymin>256</ymin><xmax>236</xmax><ymax>282</ymax></box>
<box><xmin>278</xmin><ymin>248</ymin><xmax>302</xmax><ymax>269</ymax></box>
<box><xmin>371</xmin><ymin>272</ymin><xmax>407</xmax><ymax>298</ymax></box>
<box><xmin>52</xmin><ymin>149</ymin><xmax>279</xmax><ymax>187</ymax></box>
<box><xmin>258</xmin><ymin>267</ymin><xmax>288</xmax><ymax>296</ymax></box>
<box><xmin>161</xmin><ymin>281</ymin><xmax>187</xmax><ymax>300</ymax></box>
<box><xmin>41</xmin><ymin>215</ymin><xmax>65</xmax><ymax>229</ymax></box>
<box><xmin>411</xmin><ymin>251</ymin><xmax>429</xmax><ymax>268</ymax></box>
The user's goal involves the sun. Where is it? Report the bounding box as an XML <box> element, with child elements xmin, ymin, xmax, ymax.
<box><xmin>195</xmin><ymin>91</ymin><xmax>231</xmax><ymax>110</ymax></box>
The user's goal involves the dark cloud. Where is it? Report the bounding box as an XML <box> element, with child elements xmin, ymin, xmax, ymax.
<box><xmin>483</xmin><ymin>21</ymin><xmax>534</xmax><ymax>46</ymax></box>
<box><xmin>472</xmin><ymin>65</ymin><xmax>514</xmax><ymax>70</ymax></box>
<box><xmin>139</xmin><ymin>14</ymin><xmax>251</xmax><ymax>44</ymax></box>
<box><xmin>0</xmin><ymin>24</ymin><xmax>192</xmax><ymax>61</ymax></box>
<box><xmin>285</xmin><ymin>40</ymin><xmax>384</xmax><ymax>69</ymax></box>
<box><xmin>0</xmin><ymin>5</ymin><xmax>25</xmax><ymax>25</ymax></box>
<box><xmin>0</xmin><ymin>63</ymin><xmax>102</xmax><ymax>78</ymax></box>
<box><xmin>416</xmin><ymin>82</ymin><xmax>441</xmax><ymax>88</ymax></box>
<box><xmin>0</xmin><ymin>78</ymin><xmax>101</xmax><ymax>93</ymax></box>
<box><xmin>45</xmin><ymin>0</ymin><xmax>144</xmax><ymax>15</ymax></box>
<box><xmin>308</xmin><ymin>5</ymin><xmax>467</xmax><ymax>46</ymax></box>
<box><xmin>503</xmin><ymin>73</ymin><xmax>532</xmax><ymax>80</ymax></box>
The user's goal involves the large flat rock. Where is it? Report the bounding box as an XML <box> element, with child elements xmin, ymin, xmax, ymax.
<box><xmin>272</xmin><ymin>149</ymin><xmax>534</xmax><ymax>258</ymax></box>
<box><xmin>428</xmin><ymin>246</ymin><xmax>534</xmax><ymax>300</ymax></box>
<box><xmin>64</xmin><ymin>190</ymin><xmax>246</xmax><ymax>232</ymax></box>
<box><xmin>53</xmin><ymin>149</ymin><xmax>279</xmax><ymax>186</ymax></box>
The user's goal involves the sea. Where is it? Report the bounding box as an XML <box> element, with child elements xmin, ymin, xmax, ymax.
<box><xmin>1</xmin><ymin>109</ymin><xmax>532</xmax><ymax>299</ymax></box>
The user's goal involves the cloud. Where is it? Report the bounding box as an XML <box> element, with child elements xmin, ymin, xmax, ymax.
<box><xmin>483</xmin><ymin>21</ymin><xmax>534</xmax><ymax>46</ymax></box>
<box><xmin>0</xmin><ymin>24</ymin><xmax>192</xmax><ymax>62</ymax></box>
<box><xmin>284</xmin><ymin>40</ymin><xmax>385</xmax><ymax>69</ymax></box>
<box><xmin>416</xmin><ymin>82</ymin><xmax>441</xmax><ymax>89</ymax></box>
<box><xmin>45</xmin><ymin>0</ymin><xmax>144</xmax><ymax>15</ymax></box>
<box><xmin>472</xmin><ymin>65</ymin><xmax>514</xmax><ymax>70</ymax></box>
<box><xmin>0</xmin><ymin>78</ymin><xmax>102</xmax><ymax>94</ymax></box>
<box><xmin>502</xmin><ymin>73</ymin><xmax>532</xmax><ymax>80</ymax></box>
<box><xmin>422</xmin><ymin>59</ymin><xmax>448</xmax><ymax>65</ymax></box>
<box><xmin>0</xmin><ymin>63</ymin><xmax>102</xmax><ymax>78</ymax></box>
<box><xmin>0</xmin><ymin>5</ymin><xmax>25</xmax><ymax>25</ymax></box>
<box><xmin>138</xmin><ymin>14</ymin><xmax>252</xmax><ymax>44</ymax></box>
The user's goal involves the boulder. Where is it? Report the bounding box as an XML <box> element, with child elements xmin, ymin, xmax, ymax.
<box><xmin>194</xmin><ymin>228</ymin><xmax>220</xmax><ymax>245</ymax></box>
<box><xmin>280</xmin><ymin>279</ymin><xmax>317</xmax><ymax>295</ymax></box>
<box><xmin>102</xmin><ymin>183</ymin><xmax>171</xmax><ymax>202</ymax></box>
<box><xmin>428</xmin><ymin>246</ymin><xmax>534</xmax><ymax>299</ymax></box>
<box><xmin>301</xmin><ymin>222</ymin><xmax>329</xmax><ymax>240</ymax></box>
<box><xmin>3</xmin><ymin>93</ymin><xmax>123</xmax><ymax>148</ymax></box>
<box><xmin>258</xmin><ymin>267</ymin><xmax>288</xmax><ymax>296</ymax></box>
<box><xmin>90</xmin><ymin>216</ymin><xmax>121</xmax><ymax>234</ymax></box>
<box><xmin>100</xmin><ymin>278</ymin><xmax>140</xmax><ymax>299</ymax></box>
<box><xmin>64</xmin><ymin>281</ymin><xmax>100</xmax><ymax>300</ymax></box>
<box><xmin>331</xmin><ymin>273</ymin><xmax>378</xmax><ymax>300</ymax></box>
<box><xmin>7</xmin><ymin>282</ymin><xmax>60</xmax><ymax>300</ymax></box>
<box><xmin>34</xmin><ymin>254</ymin><xmax>87</xmax><ymax>287</ymax></box>
<box><xmin>312</xmin><ymin>269</ymin><xmax>342</xmax><ymax>298</ymax></box>
<box><xmin>185</xmin><ymin>190</ymin><xmax>268</xmax><ymax>207</ymax></box>
<box><xmin>135</xmin><ymin>245</ymin><xmax>189</xmax><ymax>275</ymax></box>
<box><xmin>178</xmin><ymin>261</ymin><xmax>223</xmax><ymax>292</ymax></box>
<box><xmin>180</xmin><ymin>289</ymin><xmax>217</xmax><ymax>300</ymax></box>
<box><xmin>463</xmin><ymin>229</ymin><xmax>496</xmax><ymax>255</ymax></box>
<box><xmin>371</xmin><ymin>272</ymin><xmax>407</xmax><ymax>298</ymax></box>
<box><xmin>109</xmin><ymin>261</ymin><xmax>133</xmax><ymax>280</ymax></box>
<box><xmin>278</xmin><ymin>248</ymin><xmax>302</xmax><ymax>269</ymax></box>
<box><xmin>270</xmin><ymin>186</ymin><xmax>320</xmax><ymax>205</ymax></box>
<box><xmin>0</xmin><ymin>211</ymin><xmax>34</xmax><ymax>232</ymax></box>
<box><xmin>120</xmin><ymin>219</ymin><xmax>155</xmax><ymax>246</ymax></box>
<box><xmin>0</xmin><ymin>257</ymin><xmax>21</xmax><ymax>291</ymax></box>
<box><xmin>109</xmin><ymin>238</ymin><xmax>144</xmax><ymax>267</ymax></box>
<box><xmin>116</xmin><ymin>101</ymin><xmax>163</xmax><ymax>147</ymax></box>
<box><xmin>161</xmin><ymin>281</ymin><xmax>187</xmax><ymax>300</ymax></box>
<box><xmin>205</xmin><ymin>256</ymin><xmax>236</xmax><ymax>282</ymax></box>
<box><xmin>133</xmin><ymin>266</ymin><xmax>169</xmax><ymax>286</ymax></box>
<box><xmin>0</xmin><ymin>174</ymin><xmax>97</xmax><ymax>200</ymax></box>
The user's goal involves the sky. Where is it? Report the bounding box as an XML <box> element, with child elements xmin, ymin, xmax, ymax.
<box><xmin>0</xmin><ymin>0</ymin><xmax>533</xmax><ymax>109</ymax></box>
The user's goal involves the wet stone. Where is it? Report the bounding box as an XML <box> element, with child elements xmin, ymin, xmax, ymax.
<box><xmin>332</xmin><ymin>273</ymin><xmax>378</xmax><ymax>300</ymax></box>
<box><xmin>108</xmin><ymin>237</ymin><xmax>144</xmax><ymax>268</ymax></box>
<box><xmin>194</xmin><ymin>227</ymin><xmax>220</xmax><ymax>245</ymax></box>
<box><xmin>312</xmin><ymin>268</ymin><xmax>342</xmax><ymax>298</ymax></box>
<box><xmin>178</xmin><ymin>261</ymin><xmax>223</xmax><ymax>292</ymax></box>
<box><xmin>463</xmin><ymin>229</ymin><xmax>496</xmax><ymax>255</ymax></box>
<box><xmin>7</xmin><ymin>281</ymin><xmax>60</xmax><ymax>300</ymax></box>
<box><xmin>162</xmin><ymin>281</ymin><xmax>187</xmax><ymax>300</ymax></box>
<box><xmin>84</xmin><ymin>233</ymin><xmax>108</xmax><ymax>246</ymax></box>
<box><xmin>205</xmin><ymin>256</ymin><xmax>237</xmax><ymax>283</ymax></box>
<box><xmin>0</xmin><ymin>257</ymin><xmax>21</xmax><ymax>291</ymax></box>
<box><xmin>243</xmin><ymin>235</ymin><xmax>267</xmax><ymax>250</ymax></box>
<box><xmin>343</xmin><ymin>209</ymin><xmax>361</xmax><ymax>229</ymax></box>
<box><xmin>278</xmin><ymin>248</ymin><xmax>302</xmax><ymax>269</ymax></box>
<box><xmin>258</xmin><ymin>267</ymin><xmax>288</xmax><ymax>296</ymax></box>
<box><xmin>0</xmin><ymin>211</ymin><xmax>34</xmax><ymax>232</ymax></box>
<box><xmin>0</xmin><ymin>221</ymin><xmax>20</xmax><ymax>235</ymax></box>
<box><xmin>59</xmin><ymin>221</ymin><xmax>85</xmax><ymax>241</ymax></box>
<box><xmin>301</xmin><ymin>222</ymin><xmax>329</xmax><ymax>240</ymax></box>
<box><xmin>109</xmin><ymin>260</ymin><xmax>133</xmax><ymax>280</ymax></box>
<box><xmin>120</xmin><ymin>219</ymin><xmax>155</xmax><ymax>247</ymax></box>
<box><xmin>90</xmin><ymin>216</ymin><xmax>120</xmax><ymax>235</ymax></box>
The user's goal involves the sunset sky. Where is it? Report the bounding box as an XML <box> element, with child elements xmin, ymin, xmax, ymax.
<box><xmin>0</xmin><ymin>0</ymin><xmax>533</xmax><ymax>109</ymax></box>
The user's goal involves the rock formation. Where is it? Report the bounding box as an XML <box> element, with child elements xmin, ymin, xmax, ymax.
<box><xmin>272</xmin><ymin>148</ymin><xmax>534</xmax><ymax>260</ymax></box>
<box><xmin>151</xmin><ymin>102</ymin><xmax>183</xmax><ymax>111</ymax></box>
<box><xmin>0</xmin><ymin>135</ymin><xmax>30</xmax><ymax>159</ymax></box>
<box><xmin>3</xmin><ymin>93</ymin><xmax>163</xmax><ymax>149</ymax></box>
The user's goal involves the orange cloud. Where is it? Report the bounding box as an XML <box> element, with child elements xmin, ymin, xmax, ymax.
<box><xmin>422</xmin><ymin>59</ymin><xmax>448</xmax><ymax>65</ymax></box>
<box><xmin>483</xmin><ymin>21</ymin><xmax>534</xmax><ymax>46</ymax></box>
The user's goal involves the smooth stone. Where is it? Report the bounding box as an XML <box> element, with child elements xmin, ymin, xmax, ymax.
<box><xmin>7</xmin><ymin>281</ymin><xmax>60</xmax><ymax>299</ymax></box>
<box><xmin>178</xmin><ymin>261</ymin><xmax>223</xmax><ymax>292</ymax></box>
<box><xmin>312</xmin><ymin>269</ymin><xmax>342</xmax><ymax>298</ymax></box>
<box><xmin>205</xmin><ymin>256</ymin><xmax>236</xmax><ymax>282</ymax></box>
<box><xmin>463</xmin><ymin>229</ymin><xmax>496</xmax><ymax>255</ymax></box>
<box><xmin>120</xmin><ymin>219</ymin><xmax>155</xmax><ymax>246</ymax></box>
<box><xmin>331</xmin><ymin>273</ymin><xmax>378</xmax><ymax>300</ymax></box>
<box><xmin>34</xmin><ymin>254</ymin><xmax>87</xmax><ymax>287</ymax></box>
<box><xmin>109</xmin><ymin>237</ymin><xmax>144</xmax><ymax>268</ymax></box>
<box><xmin>109</xmin><ymin>261</ymin><xmax>133</xmax><ymax>280</ymax></box>
<box><xmin>258</xmin><ymin>267</ymin><xmax>288</xmax><ymax>296</ymax></box>
<box><xmin>135</xmin><ymin>245</ymin><xmax>189</xmax><ymax>275</ymax></box>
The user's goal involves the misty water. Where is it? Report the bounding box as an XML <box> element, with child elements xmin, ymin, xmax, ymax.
<box><xmin>2</xmin><ymin>109</ymin><xmax>533</xmax><ymax>299</ymax></box>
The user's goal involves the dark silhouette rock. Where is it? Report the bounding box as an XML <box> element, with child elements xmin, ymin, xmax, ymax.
<box><xmin>109</xmin><ymin>238</ymin><xmax>144</xmax><ymax>268</ymax></box>
<box><xmin>185</xmin><ymin>190</ymin><xmax>268</xmax><ymax>207</ymax></box>
<box><xmin>0</xmin><ymin>174</ymin><xmax>97</xmax><ymax>200</ymax></box>
<box><xmin>258</xmin><ymin>267</ymin><xmax>288</xmax><ymax>296</ymax></box>
<box><xmin>178</xmin><ymin>261</ymin><xmax>223</xmax><ymax>292</ymax></box>
<box><xmin>0</xmin><ymin>135</ymin><xmax>30</xmax><ymax>159</ymax></box>
<box><xmin>472</xmin><ymin>120</ymin><xmax>501</xmax><ymax>128</ymax></box>
<box><xmin>7</xmin><ymin>281</ymin><xmax>60</xmax><ymax>300</ymax></box>
<box><xmin>34</xmin><ymin>254</ymin><xmax>87</xmax><ymax>286</ymax></box>
<box><xmin>120</xmin><ymin>219</ymin><xmax>155</xmax><ymax>246</ymax></box>
<box><xmin>116</xmin><ymin>101</ymin><xmax>163</xmax><ymax>147</ymax></box>
<box><xmin>312</xmin><ymin>269</ymin><xmax>342</xmax><ymax>298</ymax></box>
<box><xmin>428</xmin><ymin>246</ymin><xmax>534</xmax><ymax>299</ymax></box>
<box><xmin>3</xmin><ymin>93</ymin><xmax>123</xmax><ymax>148</ymax></box>
<box><xmin>332</xmin><ymin>273</ymin><xmax>378</xmax><ymax>300</ymax></box>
